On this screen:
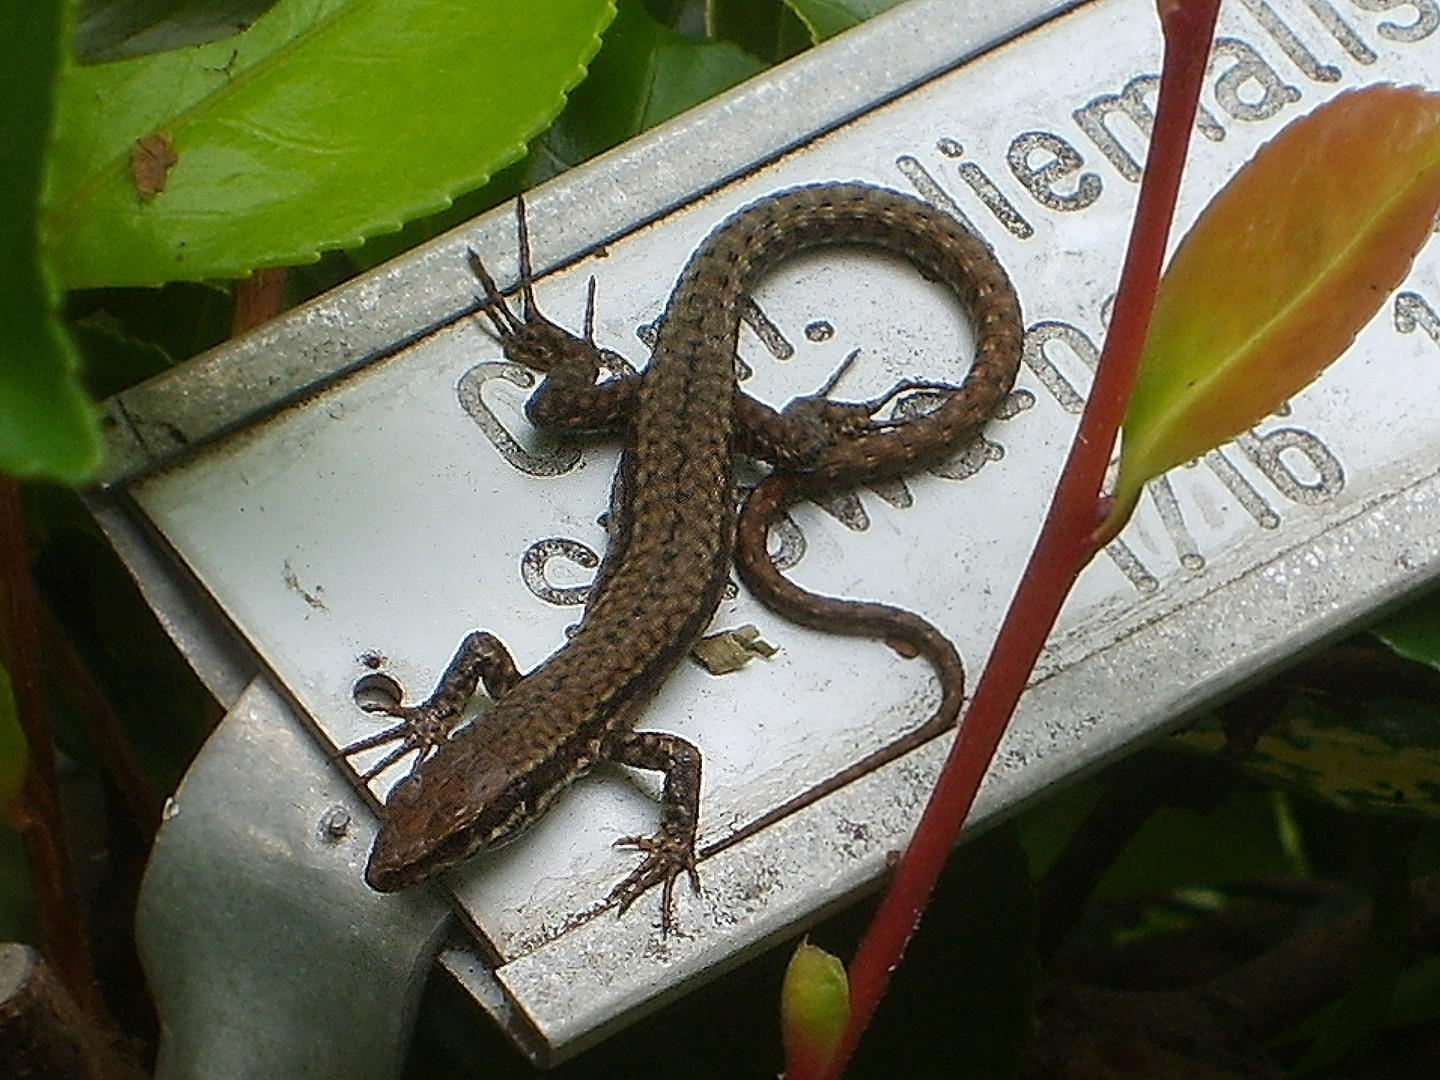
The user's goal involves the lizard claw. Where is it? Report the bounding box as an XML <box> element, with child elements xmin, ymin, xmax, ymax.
<box><xmin>338</xmin><ymin>702</ymin><xmax>454</xmax><ymax>782</ymax></box>
<box><xmin>609</xmin><ymin>832</ymin><xmax>701</xmax><ymax>935</ymax></box>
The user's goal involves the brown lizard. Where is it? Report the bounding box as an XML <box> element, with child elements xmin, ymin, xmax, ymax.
<box><xmin>343</xmin><ymin>183</ymin><xmax>1022</xmax><ymax>930</ymax></box>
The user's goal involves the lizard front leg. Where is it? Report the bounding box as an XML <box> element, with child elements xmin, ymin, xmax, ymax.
<box><xmin>341</xmin><ymin>631</ymin><xmax>521</xmax><ymax>781</ymax></box>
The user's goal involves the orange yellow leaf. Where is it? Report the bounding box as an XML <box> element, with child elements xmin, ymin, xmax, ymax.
<box><xmin>1110</xmin><ymin>85</ymin><xmax>1440</xmax><ymax>525</ymax></box>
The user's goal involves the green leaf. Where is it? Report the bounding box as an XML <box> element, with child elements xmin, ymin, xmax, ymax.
<box><xmin>1176</xmin><ymin>697</ymin><xmax>1440</xmax><ymax>820</ymax></box>
<box><xmin>1094</xmin><ymin>789</ymin><xmax>1303</xmax><ymax>899</ymax></box>
<box><xmin>70</xmin><ymin>308</ymin><xmax>179</xmax><ymax>399</ymax></box>
<box><xmin>0</xmin><ymin>4</ymin><xmax>103</xmax><ymax>483</ymax></box>
<box><xmin>350</xmin><ymin>0</ymin><xmax>766</xmax><ymax>270</ymax></box>
<box><xmin>44</xmin><ymin>0</ymin><xmax>616</xmax><ymax>289</ymax></box>
<box><xmin>1109</xmin><ymin>86</ymin><xmax>1440</xmax><ymax>527</ymax></box>
<box><xmin>552</xmin><ymin>0</ymin><xmax>766</xmax><ymax>162</ymax></box>
<box><xmin>785</xmin><ymin>0</ymin><xmax>906</xmax><ymax>42</ymax></box>
<box><xmin>68</xmin><ymin>280</ymin><xmax>234</xmax><ymax>383</ymax></box>
<box><xmin>75</xmin><ymin>0</ymin><xmax>282</xmax><ymax>63</ymax></box>
<box><xmin>1371</xmin><ymin>588</ymin><xmax>1440</xmax><ymax>674</ymax></box>
<box><xmin>713</xmin><ymin>0</ymin><xmax>811</xmax><ymax>61</ymax></box>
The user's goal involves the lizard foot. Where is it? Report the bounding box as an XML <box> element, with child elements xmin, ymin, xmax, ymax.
<box><xmin>339</xmin><ymin>702</ymin><xmax>457</xmax><ymax>782</ymax></box>
<box><xmin>609</xmin><ymin>831</ymin><xmax>701</xmax><ymax>935</ymax></box>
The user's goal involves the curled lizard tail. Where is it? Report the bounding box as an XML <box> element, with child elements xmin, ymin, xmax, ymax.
<box><xmin>703</xmin><ymin>472</ymin><xmax>968</xmax><ymax>858</ymax></box>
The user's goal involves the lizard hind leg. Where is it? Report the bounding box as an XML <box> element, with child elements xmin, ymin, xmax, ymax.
<box><xmin>466</xmin><ymin>197</ymin><xmax>605</xmax><ymax>383</ymax></box>
<box><xmin>604</xmin><ymin>730</ymin><xmax>704</xmax><ymax>935</ymax></box>
<box><xmin>790</xmin><ymin>346</ymin><xmax>966</xmax><ymax>443</ymax></box>
<box><xmin>747</xmin><ymin>349</ymin><xmax>967</xmax><ymax>472</ymax></box>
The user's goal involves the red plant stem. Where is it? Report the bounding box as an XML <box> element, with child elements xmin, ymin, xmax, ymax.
<box><xmin>819</xmin><ymin>1</ymin><xmax>1223</xmax><ymax>1075</ymax></box>
<box><xmin>232</xmin><ymin>266</ymin><xmax>290</xmax><ymax>336</ymax></box>
<box><xmin>0</xmin><ymin>477</ymin><xmax>104</xmax><ymax>1017</ymax></box>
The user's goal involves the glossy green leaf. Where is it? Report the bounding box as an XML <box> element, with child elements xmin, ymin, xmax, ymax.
<box><xmin>44</xmin><ymin>0</ymin><xmax>616</xmax><ymax>288</ymax></box>
<box><xmin>536</xmin><ymin>0</ymin><xmax>765</xmax><ymax>171</ymax></box>
<box><xmin>1093</xmin><ymin>789</ymin><xmax>1303</xmax><ymax>898</ymax></box>
<box><xmin>1</xmin><ymin>3</ymin><xmax>103</xmax><ymax>482</ymax></box>
<box><xmin>713</xmin><ymin>0</ymin><xmax>811</xmax><ymax>61</ymax></box>
<box><xmin>1110</xmin><ymin>85</ymin><xmax>1440</xmax><ymax>524</ymax></box>
<box><xmin>351</xmin><ymin>0</ymin><xmax>765</xmax><ymax>270</ymax></box>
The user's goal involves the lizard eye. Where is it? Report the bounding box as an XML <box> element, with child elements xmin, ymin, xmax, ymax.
<box><xmin>430</xmin><ymin>827</ymin><xmax>480</xmax><ymax>866</ymax></box>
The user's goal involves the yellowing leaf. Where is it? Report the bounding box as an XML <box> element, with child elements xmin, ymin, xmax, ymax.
<box><xmin>1111</xmin><ymin>85</ymin><xmax>1440</xmax><ymax>524</ymax></box>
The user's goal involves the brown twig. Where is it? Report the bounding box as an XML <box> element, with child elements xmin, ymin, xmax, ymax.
<box><xmin>36</xmin><ymin>607</ymin><xmax>163</xmax><ymax>838</ymax></box>
<box><xmin>0</xmin><ymin>478</ymin><xmax>103</xmax><ymax>1017</ymax></box>
<box><xmin>0</xmin><ymin>943</ymin><xmax>148</xmax><ymax>1080</ymax></box>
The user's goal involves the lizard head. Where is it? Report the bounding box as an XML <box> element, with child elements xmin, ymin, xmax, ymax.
<box><xmin>363</xmin><ymin>748</ymin><xmax>536</xmax><ymax>892</ymax></box>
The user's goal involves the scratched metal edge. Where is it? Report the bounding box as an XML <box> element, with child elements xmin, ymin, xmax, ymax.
<box><xmin>92</xmin><ymin>0</ymin><xmax>1084</xmax><ymax>488</ymax></box>
<box><xmin>491</xmin><ymin>460</ymin><xmax>1440</xmax><ymax>1062</ymax></box>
